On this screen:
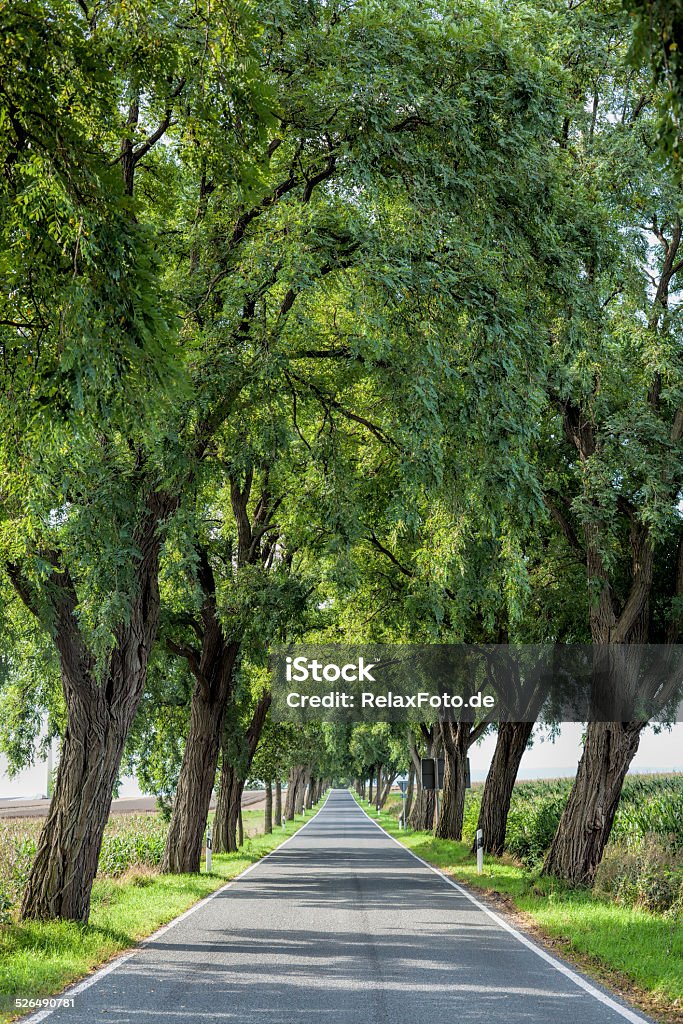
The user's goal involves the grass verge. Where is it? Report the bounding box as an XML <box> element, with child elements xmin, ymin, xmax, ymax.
<box><xmin>0</xmin><ymin>803</ymin><xmax>323</xmax><ymax>1022</ymax></box>
<box><xmin>353</xmin><ymin>794</ymin><xmax>683</xmax><ymax>1024</ymax></box>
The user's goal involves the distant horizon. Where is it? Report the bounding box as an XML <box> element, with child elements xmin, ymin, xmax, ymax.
<box><xmin>2</xmin><ymin>722</ymin><xmax>682</xmax><ymax>799</ymax></box>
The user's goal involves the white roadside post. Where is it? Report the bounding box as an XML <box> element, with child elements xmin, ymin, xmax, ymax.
<box><xmin>476</xmin><ymin>828</ymin><xmax>484</xmax><ymax>875</ymax></box>
<box><xmin>397</xmin><ymin>775</ymin><xmax>409</xmax><ymax>830</ymax></box>
<box><xmin>205</xmin><ymin>823</ymin><xmax>213</xmax><ymax>873</ymax></box>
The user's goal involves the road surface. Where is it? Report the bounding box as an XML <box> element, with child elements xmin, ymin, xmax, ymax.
<box><xmin>0</xmin><ymin>791</ymin><xmax>265</xmax><ymax>820</ymax></box>
<box><xmin>25</xmin><ymin>789</ymin><xmax>652</xmax><ymax>1024</ymax></box>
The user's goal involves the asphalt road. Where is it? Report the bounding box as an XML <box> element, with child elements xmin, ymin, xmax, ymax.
<box><xmin>26</xmin><ymin>789</ymin><xmax>653</xmax><ymax>1024</ymax></box>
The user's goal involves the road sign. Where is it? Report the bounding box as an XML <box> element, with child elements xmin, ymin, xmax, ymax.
<box><xmin>421</xmin><ymin>757</ymin><xmax>469</xmax><ymax>790</ymax></box>
<box><xmin>420</xmin><ymin>757</ymin><xmax>444</xmax><ymax>790</ymax></box>
<box><xmin>397</xmin><ymin>778</ymin><xmax>409</xmax><ymax>795</ymax></box>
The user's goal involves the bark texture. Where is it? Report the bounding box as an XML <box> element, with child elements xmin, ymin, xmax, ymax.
<box><xmin>264</xmin><ymin>782</ymin><xmax>273</xmax><ymax>833</ymax></box>
<box><xmin>17</xmin><ymin>495</ymin><xmax>171</xmax><ymax>922</ymax></box>
<box><xmin>161</xmin><ymin>547</ymin><xmax>239</xmax><ymax>874</ymax></box>
<box><xmin>274</xmin><ymin>780</ymin><xmax>282</xmax><ymax>826</ymax></box>
<box><xmin>408</xmin><ymin>726</ymin><xmax>440</xmax><ymax>831</ymax></box>
<box><xmin>476</xmin><ymin>721</ymin><xmax>533</xmax><ymax>855</ymax></box>
<box><xmin>543</xmin><ymin>721</ymin><xmax>642</xmax><ymax>884</ymax></box>
<box><xmin>435</xmin><ymin>720</ymin><xmax>469</xmax><ymax>841</ymax></box>
<box><xmin>213</xmin><ymin>692</ymin><xmax>271</xmax><ymax>853</ymax></box>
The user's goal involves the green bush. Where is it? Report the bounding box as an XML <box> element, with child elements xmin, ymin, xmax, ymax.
<box><xmin>504</xmin><ymin>794</ymin><xmax>566</xmax><ymax>865</ymax></box>
<box><xmin>594</xmin><ymin>835</ymin><xmax>683</xmax><ymax>913</ymax></box>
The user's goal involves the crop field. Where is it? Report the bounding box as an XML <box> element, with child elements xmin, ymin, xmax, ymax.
<box><xmin>0</xmin><ymin>810</ymin><xmax>266</xmax><ymax>924</ymax></box>
<box><xmin>459</xmin><ymin>774</ymin><xmax>683</xmax><ymax>858</ymax></box>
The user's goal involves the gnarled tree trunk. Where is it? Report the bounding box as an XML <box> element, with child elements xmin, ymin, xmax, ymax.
<box><xmin>404</xmin><ymin>764</ymin><xmax>415</xmax><ymax>822</ymax></box>
<box><xmin>17</xmin><ymin>496</ymin><xmax>169</xmax><ymax>922</ymax></box>
<box><xmin>543</xmin><ymin>720</ymin><xmax>642</xmax><ymax>883</ymax></box>
<box><xmin>21</xmin><ymin>681</ymin><xmax>138</xmax><ymax>921</ymax></box>
<box><xmin>213</xmin><ymin>692</ymin><xmax>271</xmax><ymax>853</ymax></box>
<box><xmin>435</xmin><ymin>720</ymin><xmax>469</xmax><ymax>841</ymax></box>
<box><xmin>476</xmin><ymin>721</ymin><xmax>533</xmax><ymax>855</ymax></box>
<box><xmin>408</xmin><ymin>727</ymin><xmax>440</xmax><ymax>831</ymax></box>
<box><xmin>379</xmin><ymin>770</ymin><xmax>397</xmax><ymax>808</ymax></box>
<box><xmin>161</xmin><ymin>643</ymin><xmax>238</xmax><ymax>871</ymax></box>
<box><xmin>161</xmin><ymin>548</ymin><xmax>239</xmax><ymax>873</ymax></box>
<box><xmin>295</xmin><ymin>768</ymin><xmax>309</xmax><ymax>814</ymax></box>
<box><xmin>265</xmin><ymin>782</ymin><xmax>273</xmax><ymax>833</ymax></box>
<box><xmin>275</xmin><ymin>780</ymin><xmax>282</xmax><ymax>826</ymax></box>
<box><xmin>214</xmin><ymin>761</ymin><xmax>242</xmax><ymax>853</ymax></box>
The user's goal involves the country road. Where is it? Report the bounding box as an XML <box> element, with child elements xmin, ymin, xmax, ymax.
<box><xmin>25</xmin><ymin>789</ymin><xmax>653</xmax><ymax>1024</ymax></box>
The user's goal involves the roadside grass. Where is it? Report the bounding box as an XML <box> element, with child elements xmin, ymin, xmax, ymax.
<box><xmin>354</xmin><ymin>794</ymin><xmax>683</xmax><ymax>1020</ymax></box>
<box><xmin>0</xmin><ymin>803</ymin><xmax>322</xmax><ymax>1022</ymax></box>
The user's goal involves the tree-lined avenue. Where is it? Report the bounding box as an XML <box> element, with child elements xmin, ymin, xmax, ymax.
<box><xmin>24</xmin><ymin>790</ymin><xmax>654</xmax><ymax>1024</ymax></box>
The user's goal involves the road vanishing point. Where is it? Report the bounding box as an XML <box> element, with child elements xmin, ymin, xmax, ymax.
<box><xmin>27</xmin><ymin>789</ymin><xmax>653</xmax><ymax>1024</ymax></box>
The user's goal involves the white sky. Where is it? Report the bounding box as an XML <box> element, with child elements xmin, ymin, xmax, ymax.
<box><xmin>1</xmin><ymin>722</ymin><xmax>681</xmax><ymax>798</ymax></box>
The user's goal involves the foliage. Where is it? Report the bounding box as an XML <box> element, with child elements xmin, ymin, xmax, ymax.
<box><xmin>459</xmin><ymin>774</ymin><xmax>683</xmax><ymax>866</ymax></box>
<box><xmin>628</xmin><ymin>0</ymin><xmax>683</xmax><ymax>165</ymax></box>
<box><xmin>594</xmin><ymin>835</ymin><xmax>683</xmax><ymax>914</ymax></box>
<box><xmin>0</xmin><ymin>814</ymin><xmax>167</xmax><ymax>916</ymax></box>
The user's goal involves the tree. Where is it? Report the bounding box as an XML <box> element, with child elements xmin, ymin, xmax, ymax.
<box><xmin>527</xmin><ymin>2</ymin><xmax>683</xmax><ymax>884</ymax></box>
<box><xmin>0</xmin><ymin>0</ymin><xmax>266</xmax><ymax>922</ymax></box>
<box><xmin>149</xmin><ymin>0</ymin><xmax>577</xmax><ymax>873</ymax></box>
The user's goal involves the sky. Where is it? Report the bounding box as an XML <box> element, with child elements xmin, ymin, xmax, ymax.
<box><xmin>1</xmin><ymin>722</ymin><xmax>681</xmax><ymax>799</ymax></box>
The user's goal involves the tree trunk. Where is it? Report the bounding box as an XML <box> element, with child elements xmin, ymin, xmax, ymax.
<box><xmin>295</xmin><ymin>768</ymin><xmax>308</xmax><ymax>815</ymax></box>
<box><xmin>275</xmin><ymin>780</ymin><xmax>282</xmax><ymax>826</ymax></box>
<box><xmin>19</xmin><ymin>497</ymin><xmax>168</xmax><ymax>922</ymax></box>
<box><xmin>379</xmin><ymin>771</ymin><xmax>396</xmax><ymax>808</ymax></box>
<box><xmin>476</xmin><ymin>721</ymin><xmax>533</xmax><ymax>855</ymax></box>
<box><xmin>306</xmin><ymin>776</ymin><xmax>315</xmax><ymax>810</ymax></box>
<box><xmin>368</xmin><ymin>774</ymin><xmax>374</xmax><ymax>804</ymax></box>
<box><xmin>161</xmin><ymin>636</ymin><xmax>238</xmax><ymax>873</ymax></box>
<box><xmin>20</xmin><ymin>684</ymin><xmax>134</xmax><ymax>921</ymax></box>
<box><xmin>284</xmin><ymin>767</ymin><xmax>299</xmax><ymax>820</ymax></box>
<box><xmin>409</xmin><ymin>787</ymin><xmax>436</xmax><ymax>830</ymax></box>
<box><xmin>542</xmin><ymin>720</ymin><xmax>642</xmax><ymax>884</ymax></box>
<box><xmin>435</xmin><ymin>720</ymin><xmax>469</xmax><ymax>841</ymax></box>
<box><xmin>264</xmin><ymin>782</ymin><xmax>273</xmax><ymax>834</ymax></box>
<box><xmin>213</xmin><ymin>693</ymin><xmax>271</xmax><ymax>853</ymax></box>
<box><xmin>214</xmin><ymin>761</ymin><xmax>243</xmax><ymax>853</ymax></box>
<box><xmin>407</xmin><ymin>725</ymin><xmax>442</xmax><ymax>831</ymax></box>
<box><xmin>405</xmin><ymin>764</ymin><xmax>415</xmax><ymax>821</ymax></box>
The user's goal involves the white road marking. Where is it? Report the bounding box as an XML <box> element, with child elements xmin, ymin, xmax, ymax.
<box><xmin>22</xmin><ymin>793</ymin><xmax>331</xmax><ymax>1024</ymax></box>
<box><xmin>352</xmin><ymin>793</ymin><xmax>652</xmax><ymax>1024</ymax></box>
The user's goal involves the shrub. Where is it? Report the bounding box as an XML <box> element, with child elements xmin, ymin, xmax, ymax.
<box><xmin>594</xmin><ymin>834</ymin><xmax>683</xmax><ymax>913</ymax></box>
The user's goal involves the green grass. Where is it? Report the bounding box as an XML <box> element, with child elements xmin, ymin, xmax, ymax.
<box><xmin>354</xmin><ymin>794</ymin><xmax>683</xmax><ymax>1019</ymax></box>
<box><xmin>0</xmin><ymin>805</ymin><xmax>321</xmax><ymax>1022</ymax></box>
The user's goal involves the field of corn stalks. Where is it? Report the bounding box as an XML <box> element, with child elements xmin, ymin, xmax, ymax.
<box><xmin>0</xmin><ymin>813</ymin><xmax>167</xmax><ymax>923</ymax></box>
<box><xmin>462</xmin><ymin>773</ymin><xmax>683</xmax><ymax>863</ymax></box>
